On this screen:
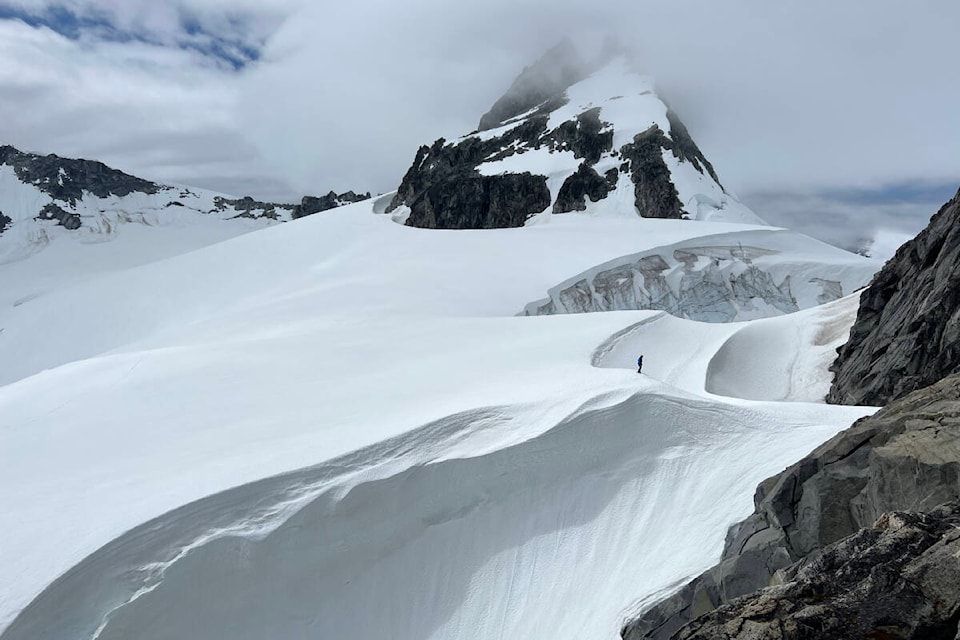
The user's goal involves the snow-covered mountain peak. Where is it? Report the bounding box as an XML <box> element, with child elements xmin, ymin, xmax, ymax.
<box><xmin>0</xmin><ymin>144</ymin><xmax>370</xmax><ymax>273</ymax></box>
<box><xmin>388</xmin><ymin>50</ymin><xmax>764</xmax><ymax>229</ymax></box>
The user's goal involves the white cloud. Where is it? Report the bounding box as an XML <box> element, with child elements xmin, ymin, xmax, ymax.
<box><xmin>1</xmin><ymin>0</ymin><xmax>958</xmax><ymax>209</ymax></box>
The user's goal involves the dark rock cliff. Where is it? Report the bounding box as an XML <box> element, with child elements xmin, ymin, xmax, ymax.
<box><xmin>0</xmin><ymin>144</ymin><xmax>163</xmax><ymax>205</ymax></box>
<box><xmin>828</xmin><ymin>188</ymin><xmax>960</xmax><ymax>406</ymax></box>
<box><xmin>623</xmin><ymin>373</ymin><xmax>960</xmax><ymax>640</ymax></box>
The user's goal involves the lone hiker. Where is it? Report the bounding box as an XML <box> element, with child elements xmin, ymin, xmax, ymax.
<box><xmin>637</xmin><ymin>355</ymin><xmax>643</xmax><ymax>374</ymax></box>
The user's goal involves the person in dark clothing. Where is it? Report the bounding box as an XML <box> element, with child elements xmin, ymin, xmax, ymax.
<box><xmin>637</xmin><ymin>355</ymin><xmax>643</xmax><ymax>374</ymax></box>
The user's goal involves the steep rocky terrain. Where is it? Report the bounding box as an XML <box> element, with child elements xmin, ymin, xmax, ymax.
<box><xmin>387</xmin><ymin>43</ymin><xmax>763</xmax><ymax>230</ymax></box>
<box><xmin>671</xmin><ymin>503</ymin><xmax>960</xmax><ymax>640</ymax></box>
<box><xmin>828</xmin><ymin>188</ymin><xmax>960</xmax><ymax>406</ymax></box>
<box><xmin>623</xmin><ymin>372</ymin><xmax>960</xmax><ymax>640</ymax></box>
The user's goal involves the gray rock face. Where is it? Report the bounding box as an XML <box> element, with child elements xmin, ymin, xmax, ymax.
<box><xmin>477</xmin><ymin>39</ymin><xmax>587</xmax><ymax>132</ymax></box>
<box><xmin>622</xmin><ymin>373</ymin><xmax>960</xmax><ymax>640</ymax></box>
<box><xmin>828</xmin><ymin>187</ymin><xmax>960</xmax><ymax>406</ymax></box>
<box><xmin>212</xmin><ymin>196</ymin><xmax>294</xmax><ymax>220</ymax></box>
<box><xmin>672</xmin><ymin>503</ymin><xmax>960</xmax><ymax>640</ymax></box>
<box><xmin>525</xmin><ymin>245</ymin><xmax>800</xmax><ymax>322</ymax></box>
<box><xmin>0</xmin><ymin>144</ymin><xmax>162</xmax><ymax>205</ymax></box>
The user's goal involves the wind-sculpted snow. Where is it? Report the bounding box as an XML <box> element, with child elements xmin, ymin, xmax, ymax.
<box><xmin>524</xmin><ymin>229</ymin><xmax>877</xmax><ymax>322</ymax></box>
<box><xmin>0</xmin><ymin>191</ymin><xmax>880</xmax><ymax>638</ymax></box>
<box><xmin>1</xmin><ymin>389</ymin><xmax>858</xmax><ymax>640</ymax></box>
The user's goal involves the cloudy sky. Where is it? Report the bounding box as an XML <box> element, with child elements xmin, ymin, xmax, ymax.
<box><xmin>0</xmin><ymin>0</ymin><xmax>957</xmax><ymax>252</ymax></box>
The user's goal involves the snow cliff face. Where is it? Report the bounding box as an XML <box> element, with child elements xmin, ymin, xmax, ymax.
<box><xmin>388</xmin><ymin>47</ymin><xmax>764</xmax><ymax>229</ymax></box>
<box><xmin>525</xmin><ymin>230</ymin><xmax>878</xmax><ymax>322</ymax></box>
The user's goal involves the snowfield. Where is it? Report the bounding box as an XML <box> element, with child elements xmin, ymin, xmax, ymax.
<box><xmin>0</xmin><ymin>197</ymin><xmax>878</xmax><ymax>639</ymax></box>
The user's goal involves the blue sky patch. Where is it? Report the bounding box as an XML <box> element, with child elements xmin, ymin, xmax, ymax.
<box><xmin>0</xmin><ymin>2</ymin><xmax>261</xmax><ymax>70</ymax></box>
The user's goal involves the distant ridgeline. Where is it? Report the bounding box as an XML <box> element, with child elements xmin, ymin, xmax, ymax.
<box><xmin>386</xmin><ymin>40</ymin><xmax>763</xmax><ymax>229</ymax></box>
<box><xmin>0</xmin><ymin>144</ymin><xmax>369</xmax><ymax>237</ymax></box>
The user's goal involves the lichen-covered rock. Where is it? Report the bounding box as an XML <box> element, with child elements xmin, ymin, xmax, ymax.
<box><xmin>623</xmin><ymin>373</ymin><xmax>960</xmax><ymax>639</ymax></box>
<box><xmin>828</xmin><ymin>187</ymin><xmax>960</xmax><ymax>406</ymax></box>
<box><xmin>672</xmin><ymin>503</ymin><xmax>960</xmax><ymax>640</ymax></box>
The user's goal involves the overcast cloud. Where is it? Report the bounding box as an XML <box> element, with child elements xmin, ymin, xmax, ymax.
<box><xmin>0</xmin><ymin>0</ymin><xmax>957</xmax><ymax>252</ymax></box>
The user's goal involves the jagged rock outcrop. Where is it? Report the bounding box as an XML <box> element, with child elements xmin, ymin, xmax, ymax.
<box><xmin>477</xmin><ymin>39</ymin><xmax>586</xmax><ymax>132</ymax></box>
<box><xmin>553</xmin><ymin>163</ymin><xmax>618</xmax><ymax>213</ymax></box>
<box><xmin>292</xmin><ymin>191</ymin><xmax>370</xmax><ymax>219</ymax></box>
<box><xmin>672</xmin><ymin>503</ymin><xmax>960</xmax><ymax>640</ymax></box>
<box><xmin>0</xmin><ymin>210</ymin><xmax>10</xmax><ymax>233</ymax></box>
<box><xmin>0</xmin><ymin>144</ymin><xmax>162</xmax><ymax>204</ymax></box>
<box><xmin>828</xmin><ymin>187</ymin><xmax>960</xmax><ymax>406</ymax></box>
<box><xmin>623</xmin><ymin>372</ymin><xmax>960</xmax><ymax>639</ymax></box>
<box><xmin>387</xmin><ymin>131</ymin><xmax>552</xmax><ymax>229</ymax></box>
<box><xmin>212</xmin><ymin>196</ymin><xmax>294</xmax><ymax>220</ymax></box>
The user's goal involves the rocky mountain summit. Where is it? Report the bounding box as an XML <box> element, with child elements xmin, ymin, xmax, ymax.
<box><xmin>623</xmin><ymin>372</ymin><xmax>960</xmax><ymax>640</ymax></box>
<box><xmin>0</xmin><ymin>144</ymin><xmax>369</xmax><ymax>243</ymax></box>
<box><xmin>828</xmin><ymin>188</ymin><xmax>960</xmax><ymax>406</ymax></box>
<box><xmin>387</xmin><ymin>43</ymin><xmax>763</xmax><ymax>229</ymax></box>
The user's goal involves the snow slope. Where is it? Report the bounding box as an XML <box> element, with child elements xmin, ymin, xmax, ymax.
<box><xmin>0</xmin><ymin>199</ymin><xmax>877</xmax><ymax>639</ymax></box>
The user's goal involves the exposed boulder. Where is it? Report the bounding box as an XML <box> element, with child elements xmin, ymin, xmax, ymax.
<box><xmin>477</xmin><ymin>39</ymin><xmax>587</xmax><ymax>132</ymax></box>
<box><xmin>37</xmin><ymin>203</ymin><xmax>81</xmax><ymax>230</ymax></box>
<box><xmin>828</xmin><ymin>187</ymin><xmax>960</xmax><ymax>406</ymax></box>
<box><xmin>672</xmin><ymin>503</ymin><xmax>960</xmax><ymax>640</ymax></box>
<box><xmin>0</xmin><ymin>210</ymin><xmax>10</xmax><ymax>234</ymax></box>
<box><xmin>623</xmin><ymin>372</ymin><xmax>960</xmax><ymax>639</ymax></box>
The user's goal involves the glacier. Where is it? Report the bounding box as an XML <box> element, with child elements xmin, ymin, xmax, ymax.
<box><xmin>0</xmin><ymin>196</ymin><xmax>877</xmax><ymax>639</ymax></box>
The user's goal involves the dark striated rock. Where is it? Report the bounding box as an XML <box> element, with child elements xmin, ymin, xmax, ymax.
<box><xmin>623</xmin><ymin>373</ymin><xmax>960</xmax><ymax>639</ymax></box>
<box><xmin>37</xmin><ymin>203</ymin><xmax>81</xmax><ymax>230</ymax></box>
<box><xmin>553</xmin><ymin>163</ymin><xmax>617</xmax><ymax>213</ymax></box>
<box><xmin>620</xmin><ymin>126</ymin><xmax>685</xmax><ymax>219</ymax></box>
<box><xmin>0</xmin><ymin>144</ymin><xmax>163</xmax><ymax>205</ymax></box>
<box><xmin>672</xmin><ymin>503</ymin><xmax>960</xmax><ymax>640</ymax></box>
<box><xmin>828</xmin><ymin>187</ymin><xmax>960</xmax><ymax>406</ymax></box>
<box><xmin>477</xmin><ymin>39</ymin><xmax>586</xmax><ymax>132</ymax></box>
